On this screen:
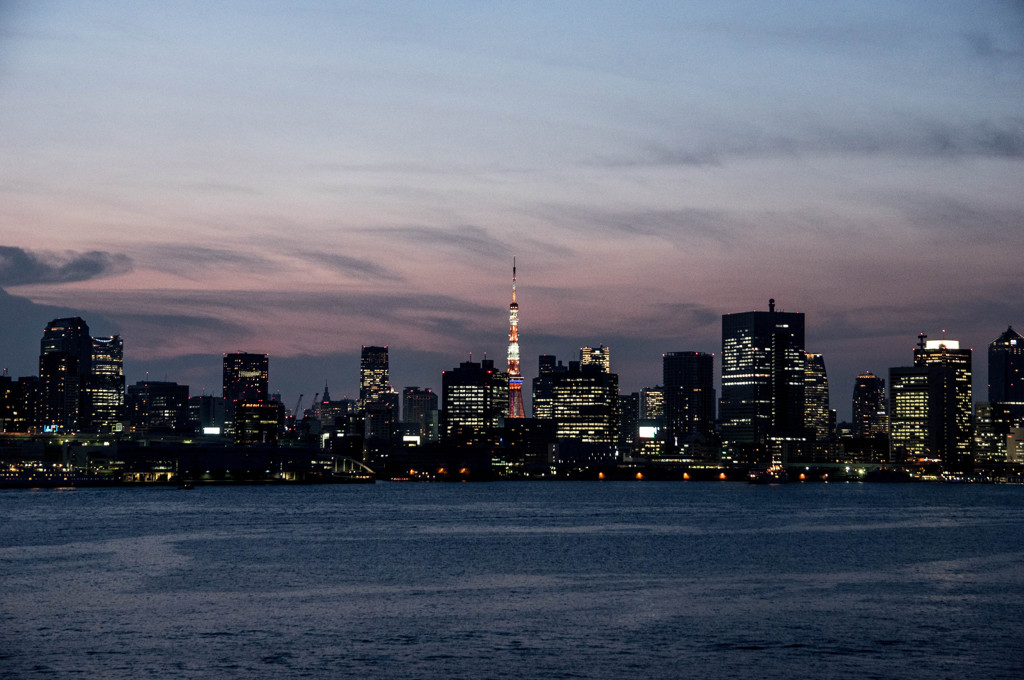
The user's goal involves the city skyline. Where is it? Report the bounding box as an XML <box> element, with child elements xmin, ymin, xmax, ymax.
<box><xmin>2</xmin><ymin>2</ymin><xmax>1023</xmax><ymax>419</ymax></box>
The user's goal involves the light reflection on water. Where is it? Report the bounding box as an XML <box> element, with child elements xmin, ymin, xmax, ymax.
<box><xmin>2</xmin><ymin>482</ymin><xmax>1023</xmax><ymax>679</ymax></box>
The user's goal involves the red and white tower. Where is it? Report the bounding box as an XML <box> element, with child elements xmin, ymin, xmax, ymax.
<box><xmin>507</xmin><ymin>258</ymin><xmax>525</xmax><ymax>418</ymax></box>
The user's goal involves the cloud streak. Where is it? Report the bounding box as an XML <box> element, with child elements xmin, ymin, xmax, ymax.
<box><xmin>0</xmin><ymin>246</ymin><xmax>132</xmax><ymax>286</ymax></box>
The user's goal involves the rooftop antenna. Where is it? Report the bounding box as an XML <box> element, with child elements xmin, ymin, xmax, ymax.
<box><xmin>769</xmin><ymin>298</ymin><xmax>776</xmax><ymax>313</ymax></box>
<box><xmin>917</xmin><ymin>332</ymin><xmax>927</xmax><ymax>350</ymax></box>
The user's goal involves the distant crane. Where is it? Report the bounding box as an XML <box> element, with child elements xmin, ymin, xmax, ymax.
<box><xmin>293</xmin><ymin>393</ymin><xmax>304</xmax><ymax>417</ymax></box>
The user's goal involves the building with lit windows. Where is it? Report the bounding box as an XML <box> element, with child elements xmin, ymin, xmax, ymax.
<box><xmin>989</xmin><ymin>326</ymin><xmax>1024</xmax><ymax>419</ymax></box>
<box><xmin>580</xmin><ymin>345</ymin><xmax>610</xmax><ymax>373</ymax></box>
<box><xmin>126</xmin><ymin>381</ymin><xmax>190</xmax><ymax>433</ymax></box>
<box><xmin>551</xmin><ymin>361</ymin><xmax>618</xmax><ymax>463</ymax></box>
<box><xmin>359</xmin><ymin>346</ymin><xmax>389</xmax><ymax>409</ymax></box>
<box><xmin>402</xmin><ymin>386</ymin><xmax>439</xmax><ymax>442</ymax></box>
<box><xmin>234</xmin><ymin>401</ymin><xmax>282</xmax><ymax>446</ymax></box>
<box><xmin>852</xmin><ymin>371</ymin><xmax>888</xmax><ymax>438</ymax></box>
<box><xmin>663</xmin><ymin>351</ymin><xmax>715</xmax><ymax>442</ymax></box>
<box><xmin>38</xmin><ymin>317</ymin><xmax>93</xmax><ymax>431</ymax></box>
<box><xmin>804</xmin><ymin>353</ymin><xmax>830</xmax><ymax>441</ymax></box>
<box><xmin>83</xmin><ymin>335</ymin><xmax>124</xmax><ymax>433</ymax></box>
<box><xmin>222</xmin><ymin>352</ymin><xmax>268</xmax><ymax>433</ymax></box>
<box><xmin>889</xmin><ymin>334</ymin><xmax>973</xmax><ymax>472</ymax></box>
<box><xmin>441</xmin><ymin>359</ymin><xmax>508</xmax><ymax>446</ymax></box>
<box><xmin>720</xmin><ymin>299</ymin><xmax>805</xmax><ymax>449</ymax></box>
<box><xmin>532</xmin><ymin>355</ymin><xmax>566</xmax><ymax>420</ymax></box>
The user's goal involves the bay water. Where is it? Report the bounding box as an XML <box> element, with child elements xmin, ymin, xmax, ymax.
<box><xmin>2</xmin><ymin>481</ymin><xmax>1022</xmax><ymax>679</ymax></box>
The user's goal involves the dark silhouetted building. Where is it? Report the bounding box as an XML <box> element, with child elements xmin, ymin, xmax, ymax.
<box><xmin>720</xmin><ymin>299</ymin><xmax>805</xmax><ymax>448</ymax></box>
<box><xmin>852</xmin><ymin>371</ymin><xmax>888</xmax><ymax>438</ymax></box>
<box><xmin>222</xmin><ymin>352</ymin><xmax>268</xmax><ymax>433</ymax></box>
<box><xmin>39</xmin><ymin>317</ymin><xmax>92</xmax><ymax>432</ymax></box>
<box><xmin>189</xmin><ymin>395</ymin><xmax>226</xmax><ymax>434</ymax></box>
<box><xmin>403</xmin><ymin>386</ymin><xmax>439</xmax><ymax>442</ymax></box>
<box><xmin>663</xmin><ymin>351</ymin><xmax>715</xmax><ymax>442</ymax></box>
<box><xmin>127</xmin><ymin>381</ymin><xmax>190</xmax><ymax>433</ymax></box>
<box><xmin>234</xmin><ymin>401</ymin><xmax>282</xmax><ymax>446</ymax></box>
<box><xmin>989</xmin><ymin>326</ymin><xmax>1024</xmax><ymax>418</ymax></box>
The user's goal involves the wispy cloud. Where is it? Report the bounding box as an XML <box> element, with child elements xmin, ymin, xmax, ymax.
<box><xmin>296</xmin><ymin>251</ymin><xmax>403</xmax><ymax>282</ymax></box>
<box><xmin>0</xmin><ymin>246</ymin><xmax>132</xmax><ymax>286</ymax></box>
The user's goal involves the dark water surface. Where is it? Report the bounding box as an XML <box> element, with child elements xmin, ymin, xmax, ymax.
<box><xmin>2</xmin><ymin>482</ymin><xmax>1022</xmax><ymax>679</ymax></box>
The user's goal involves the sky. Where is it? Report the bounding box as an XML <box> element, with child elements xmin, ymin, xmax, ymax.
<box><xmin>1</xmin><ymin>1</ymin><xmax>1023</xmax><ymax>420</ymax></box>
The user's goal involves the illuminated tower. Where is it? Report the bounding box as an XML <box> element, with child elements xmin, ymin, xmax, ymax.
<box><xmin>507</xmin><ymin>259</ymin><xmax>525</xmax><ymax>418</ymax></box>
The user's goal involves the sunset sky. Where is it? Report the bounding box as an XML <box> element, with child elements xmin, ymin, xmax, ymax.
<box><xmin>2</xmin><ymin>1</ymin><xmax>1022</xmax><ymax>418</ymax></box>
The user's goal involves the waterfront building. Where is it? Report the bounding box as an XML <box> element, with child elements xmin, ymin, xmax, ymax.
<box><xmin>532</xmin><ymin>355</ymin><xmax>566</xmax><ymax>420</ymax></box>
<box><xmin>889</xmin><ymin>334</ymin><xmax>973</xmax><ymax>472</ymax></box>
<box><xmin>83</xmin><ymin>335</ymin><xmax>124</xmax><ymax>433</ymax></box>
<box><xmin>38</xmin><ymin>317</ymin><xmax>92</xmax><ymax>432</ymax></box>
<box><xmin>234</xmin><ymin>401</ymin><xmax>282</xmax><ymax>446</ymax></box>
<box><xmin>720</xmin><ymin>299</ymin><xmax>806</xmax><ymax>448</ymax></box>
<box><xmin>359</xmin><ymin>346</ymin><xmax>389</xmax><ymax>410</ymax></box>
<box><xmin>441</xmin><ymin>358</ymin><xmax>508</xmax><ymax>446</ymax></box>
<box><xmin>551</xmin><ymin>361</ymin><xmax>618</xmax><ymax>464</ymax></box>
<box><xmin>188</xmin><ymin>395</ymin><xmax>225</xmax><ymax>434</ymax></box>
<box><xmin>852</xmin><ymin>371</ymin><xmax>888</xmax><ymax>438</ymax></box>
<box><xmin>663</xmin><ymin>351</ymin><xmax>715</xmax><ymax>442</ymax></box>
<box><xmin>988</xmin><ymin>326</ymin><xmax>1024</xmax><ymax>421</ymax></box>
<box><xmin>126</xmin><ymin>381</ymin><xmax>190</xmax><ymax>433</ymax></box>
<box><xmin>402</xmin><ymin>386</ymin><xmax>439</xmax><ymax>442</ymax></box>
<box><xmin>222</xmin><ymin>352</ymin><xmax>268</xmax><ymax>434</ymax></box>
<box><xmin>804</xmin><ymin>352</ymin><xmax>831</xmax><ymax>441</ymax></box>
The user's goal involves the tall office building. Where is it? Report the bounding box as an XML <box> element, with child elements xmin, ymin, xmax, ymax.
<box><xmin>580</xmin><ymin>345</ymin><xmax>610</xmax><ymax>373</ymax></box>
<box><xmin>84</xmin><ymin>335</ymin><xmax>124</xmax><ymax>433</ymax></box>
<box><xmin>126</xmin><ymin>380</ymin><xmax>190</xmax><ymax>433</ymax></box>
<box><xmin>852</xmin><ymin>371</ymin><xmax>888</xmax><ymax>438</ymax></box>
<box><xmin>804</xmin><ymin>353</ymin><xmax>830</xmax><ymax>441</ymax></box>
<box><xmin>39</xmin><ymin>317</ymin><xmax>93</xmax><ymax>431</ymax></box>
<box><xmin>720</xmin><ymin>299</ymin><xmax>805</xmax><ymax>447</ymax></box>
<box><xmin>402</xmin><ymin>386</ymin><xmax>439</xmax><ymax>442</ymax></box>
<box><xmin>551</xmin><ymin>361</ymin><xmax>618</xmax><ymax>462</ymax></box>
<box><xmin>663</xmin><ymin>352</ymin><xmax>715</xmax><ymax>442</ymax></box>
<box><xmin>441</xmin><ymin>359</ymin><xmax>508</xmax><ymax>445</ymax></box>
<box><xmin>889</xmin><ymin>334</ymin><xmax>973</xmax><ymax>472</ymax></box>
<box><xmin>989</xmin><ymin>326</ymin><xmax>1024</xmax><ymax>415</ymax></box>
<box><xmin>222</xmin><ymin>352</ymin><xmax>269</xmax><ymax>434</ymax></box>
<box><xmin>914</xmin><ymin>335</ymin><xmax>972</xmax><ymax>472</ymax></box>
<box><xmin>640</xmin><ymin>386</ymin><xmax>665</xmax><ymax>422</ymax></box>
<box><xmin>222</xmin><ymin>353</ymin><xmax>269</xmax><ymax>404</ymax></box>
<box><xmin>532</xmin><ymin>355</ymin><xmax>566</xmax><ymax>420</ymax></box>
<box><xmin>359</xmin><ymin>346</ymin><xmax>389</xmax><ymax>409</ymax></box>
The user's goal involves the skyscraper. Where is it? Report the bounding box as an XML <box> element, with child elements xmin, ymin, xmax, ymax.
<box><xmin>989</xmin><ymin>326</ymin><xmax>1024</xmax><ymax>412</ymax></box>
<box><xmin>84</xmin><ymin>335</ymin><xmax>124</xmax><ymax>433</ymax></box>
<box><xmin>39</xmin><ymin>317</ymin><xmax>92</xmax><ymax>431</ymax></box>
<box><xmin>222</xmin><ymin>352</ymin><xmax>269</xmax><ymax>433</ymax></box>
<box><xmin>913</xmin><ymin>335</ymin><xmax>972</xmax><ymax>472</ymax></box>
<box><xmin>532</xmin><ymin>355</ymin><xmax>566</xmax><ymax>420</ymax></box>
<box><xmin>804</xmin><ymin>352</ymin><xmax>830</xmax><ymax>441</ymax></box>
<box><xmin>852</xmin><ymin>371</ymin><xmax>888</xmax><ymax>438</ymax></box>
<box><xmin>889</xmin><ymin>333</ymin><xmax>973</xmax><ymax>472</ymax></box>
<box><xmin>507</xmin><ymin>259</ymin><xmax>525</xmax><ymax>418</ymax></box>
<box><xmin>580</xmin><ymin>345</ymin><xmax>610</xmax><ymax>373</ymax></box>
<box><xmin>720</xmin><ymin>299</ymin><xmax>805</xmax><ymax>447</ymax></box>
<box><xmin>441</xmin><ymin>358</ymin><xmax>508</xmax><ymax>445</ymax></box>
<box><xmin>402</xmin><ymin>386</ymin><xmax>439</xmax><ymax>442</ymax></box>
<box><xmin>551</xmin><ymin>361</ymin><xmax>618</xmax><ymax>463</ymax></box>
<box><xmin>663</xmin><ymin>351</ymin><xmax>715</xmax><ymax>442</ymax></box>
<box><xmin>359</xmin><ymin>346</ymin><xmax>389</xmax><ymax>409</ymax></box>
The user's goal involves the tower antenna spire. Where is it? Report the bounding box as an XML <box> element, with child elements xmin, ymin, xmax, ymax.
<box><xmin>507</xmin><ymin>257</ymin><xmax>525</xmax><ymax>418</ymax></box>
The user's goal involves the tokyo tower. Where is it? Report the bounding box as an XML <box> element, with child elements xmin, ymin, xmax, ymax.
<box><xmin>507</xmin><ymin>257</ymin><xmax>525</xmax><ymax>418</ymax></box>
